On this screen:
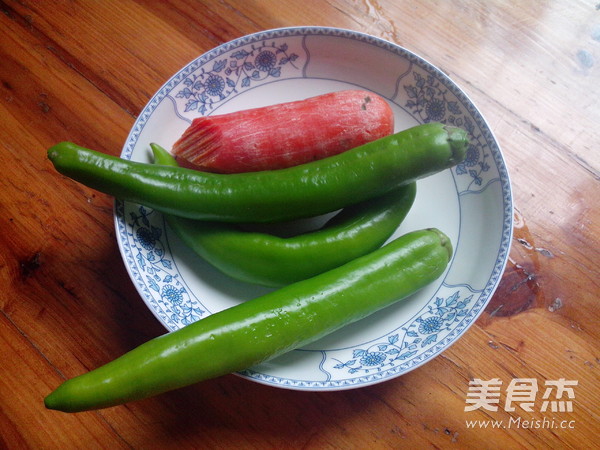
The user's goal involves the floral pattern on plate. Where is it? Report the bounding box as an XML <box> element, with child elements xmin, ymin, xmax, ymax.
<box><xmin>175</xmin><ymin>41</ymin><xmax>301</xmax><ymax>115</ymax></box>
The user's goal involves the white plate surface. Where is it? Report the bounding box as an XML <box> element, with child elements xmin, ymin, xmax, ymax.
<box><xmin>115</xmin><ymin>27</ymin><xmax>513</xmax><ymax>390</ymax></box>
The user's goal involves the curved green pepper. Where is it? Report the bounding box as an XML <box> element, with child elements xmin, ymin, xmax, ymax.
<box><xmin>151</xmin><ymin>144</ymin><xmax>417</xmax><ymax>287</ymax></box>
<box><xmin>45</xmin><ymin>228</ymin><xmax>452</xmax><ymax>412</ymax></box>
<box><xmin>47</xmin><ymin>122</ymin><xmax>467</xmax><ymax>223</ymax></box>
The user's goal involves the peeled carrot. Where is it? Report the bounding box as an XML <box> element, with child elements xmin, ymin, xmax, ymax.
<box><xmin>172</xmin><ymin>90</ymin><xmax>394</xmax><ymax>173</ymax></box>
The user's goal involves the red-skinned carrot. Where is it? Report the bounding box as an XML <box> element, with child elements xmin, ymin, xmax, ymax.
<box><xmin>172</xmin><ymin>90</ymin><xmax>394</xmax><ymax>173</ymax></box>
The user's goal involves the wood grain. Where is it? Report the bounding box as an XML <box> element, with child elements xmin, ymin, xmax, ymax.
<box><xmin>1</xmin><ymin>0</ymin><xmax>598</xmax><ymax>448</ymax></box>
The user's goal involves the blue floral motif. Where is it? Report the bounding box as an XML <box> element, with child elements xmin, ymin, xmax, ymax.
<box><xmin>333</xmin><ymin>290</ymin><xmax>473</xmax><ymax>375</ymax></box>
<box><xmin>136</xmin><ymin>226</ymin><xmax>159</xmax><ymax>251</ymax></box>
<box><xmin>425</xmin><ymin>97</ymin><xmax>446</xmax><ymax>122</ymax></box>
<box><xmin>417</xmin><ymin>316</ymin><xmax>444</xmax><ymax>335</ymax></box>
<box><xmin>455</xmin><ymin>142</ymin><xmax>491</xmax><ymax>189</ymax></box>
<box><xmin>333</xmin><ymin>334</ymin><xmax>403</xmax><ymax>374</ymax></box>
<box><xmin>255</xmin><ymin>50</ymin><xmax>277</xmax><ymax>72</ymax></box>
<box><xmin>161</xmin><ymin>284</ymin><xmax>184</xmax><ymax>305</ymax></box>
<box><xmin>204</xmin><ymin>73</ymin><xmax>226</xmax><ymax>97</ymax></box>
<box><xmin>403</xmin><ymin>291</ymin><xmax>472</xmax><ymax>351</ymax></box>
<box><xmin>127</xmin><ymin>205</ymin><xmax>205</xmax><ymax>327</ymax></box>
<box><xmin>175</xmin><ymin>41</ymin><xmax>299</xmax><ymax>115</ymax></box>
<box><xmin>403</xmin><ymin>71</ymin><xmax>491</xmax><ymax>190</ymax></box>
<box><xmin>404</xmin><ymin>73</ymin><xmax>455</xmax><ymax>123</ymax></box>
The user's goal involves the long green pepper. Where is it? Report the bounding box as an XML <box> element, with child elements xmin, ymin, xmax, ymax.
<box><xmin>47</xmin><ymin>122</ymin><xmax>468</xmax><ymax>223</ymax></box>
<box><xmin>151</xmin><ymin>143</ymin><xmax>417</xmax><ymax>287</ymax></box>
<box><xmin>45</xmin><ymin>228</ymin><xmax>452</xmax><ymax>412</ymax></box>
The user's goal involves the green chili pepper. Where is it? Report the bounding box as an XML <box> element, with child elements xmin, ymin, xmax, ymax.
<box><xmin>151</xmin><ymin>143</ymin><xmax>417</xmax><ymax>287</ymax></box>
<box><xmin>44</xmin><ymin>228</ymin><xmax>452</xmax><ymax>412</ymax></box>
<box><xmin>47</xmin><ymin>123</ymin><xmax>467</xmax><ymax>223</ymax></box>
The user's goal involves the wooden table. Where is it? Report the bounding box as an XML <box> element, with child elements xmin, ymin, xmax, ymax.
<box><xmin>2</xmin><ymin>1</ymin><xmax>598</xmax><ymax>448</ymax></box>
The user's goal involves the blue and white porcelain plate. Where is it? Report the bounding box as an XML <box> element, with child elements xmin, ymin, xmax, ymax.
<box><xmin>115</xmin><ymin>27</ymin><xmax>513</xmax><ymax>390</ymax></box>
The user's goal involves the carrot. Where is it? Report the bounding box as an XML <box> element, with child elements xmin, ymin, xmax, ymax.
<box><xmin>171</xmin><ymin>90</ymin><xmax>394</xmax><ymax>173</ymax></box>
